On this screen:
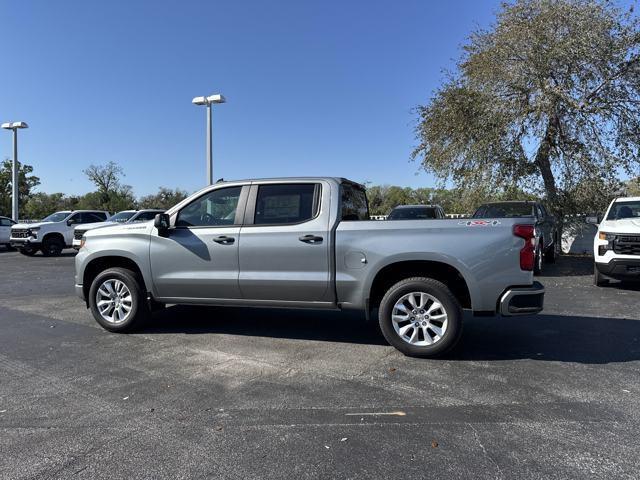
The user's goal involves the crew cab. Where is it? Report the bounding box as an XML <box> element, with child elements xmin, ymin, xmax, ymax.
<box><xmin>590</xmin><ymin>197</ymin><xmax>640</xmax><ymax>286</ymax></box>
<box><xmin>75</xmin><ymin>177</ymin><xmax>544</xmax><ymax>357</ymax></box>
<box><xmin>11</xmin><ymin>210</ymin><xmax>109</xmax><ymax>256</ymax></box>
<box><xmin>473</xmin><ymin>201</ymin><xmax>559</xmax><ymax>274</ymax></box>
<box><xmin>72</xmin><ymin>209</ymin><xmax>164</xmax><ymax>249</ymax></box>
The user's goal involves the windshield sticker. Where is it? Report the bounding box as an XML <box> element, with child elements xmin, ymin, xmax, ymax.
<box><xmin>459</xmin><ymin>220</ymin><xmax>501</xmax><ymax>227</ymax></box>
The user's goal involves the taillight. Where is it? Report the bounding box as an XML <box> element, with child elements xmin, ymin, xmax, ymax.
<box><xmin>513</xmin><ymin>224</ymin><xmax>535</xmax><ymax>271</ymax></box>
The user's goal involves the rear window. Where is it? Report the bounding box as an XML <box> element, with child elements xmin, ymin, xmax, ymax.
<box><xmin>340</xmin><ymin>183</ymin><xmax>369</xmax><ymax>221</ymax></box>
<box><xmin>388</xmin><ymin>207</ymin><xmax>438</xmax><ymax>220</ymax></box>
<box><xmin>473</xmin><ymin>203</ymin><xmax>534</xmax><ymax>218</ymax></box>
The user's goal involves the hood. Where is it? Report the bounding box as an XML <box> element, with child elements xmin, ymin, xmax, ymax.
<box><xmin>84</xmin><ymin>221</ymin><xmax>154</xmax><ymax>238</ymax></box>
<box><xmin>11</xmin><ymin>221</ymin><xmax>54</xmax><ymax>229</ymax></box>
<box><xmin>74</xmin><ymin>221</ymin><xmax>117</xmax><ymax>232</ymax></box>
<box><xmin>599</xmin><ymin>218</ymin><xmax>640</xmax><ymax>233</ymax></box>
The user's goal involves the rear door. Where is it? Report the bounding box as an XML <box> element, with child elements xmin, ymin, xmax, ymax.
<box><xmin>238</xmin><ymin>181</ymin><xmax>331</xmax><ymax>302</ymax></box>
<box><xmin>150</xmin><ymin>185</ymin><xmax>248</xmax><ymax>300</ymax></box>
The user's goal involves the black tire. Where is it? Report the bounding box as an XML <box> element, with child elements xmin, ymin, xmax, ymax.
<box><xmin>88</xmin><ymin>267</ymin><xmax>149</xmax><ymax>332</ymax></box>
<box><xmin>41</xmin><ymin>236</ymin><xmax>64</xmax><ymax>257</ymax></box>
<box><xmin>533</xmin><ymin>244</ymin><xmax>543</xmax><ymax>275</ymax></box>
<box><xmin>378</xmin><ymin>277</ymin><xmax>463</xmax><ymax>358</ymax></box>
<box><xmin>594</xmin><ymin>264</ymin><xmax>608</xmax><ymax>287</ymax></box>
<box><xmin>19</xmin><ymin>245</ymin><xmax>38</xmax><ymax>256</ymax></box>
<box><xmin>4</xmin><ymin>244</ymin><xmax>16</xmax><ymax>251</ymax></box>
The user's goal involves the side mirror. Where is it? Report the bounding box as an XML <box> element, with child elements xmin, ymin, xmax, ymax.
<box><xmin>67</xmin><ymin>219</ymin><xmax>74</xmax><ymax>226</ymax></box>
<box><xmin>586</xmin><ymin>216</ymin><xmax>599</xmax><ymax>225</ymax></box>
<box><xmin>154</xmin><ymin>213</ymin><xmax>170</xmax><ymax>233</ymax></box>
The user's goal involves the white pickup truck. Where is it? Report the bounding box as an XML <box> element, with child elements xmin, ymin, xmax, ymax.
<box><xmin>591</xmin><ymin>197</ymin><xmax>640</xmax><ymax>286</ymax></box>
<box><xmin>11</xmin><ymin>210</ymin><xmax>109</xmax><ymax>256</ymax></box>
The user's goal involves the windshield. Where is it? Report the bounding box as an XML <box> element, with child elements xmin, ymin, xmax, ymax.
<box><xmin>473</xmin><ymin>203</ymin><xmax>534</xmax><ymax>218</ymax></box>
<box><xmin>108</xmin><ymin>211</ymin><xmax>136</xmax><ymax>223</ymax></box>
<box><xmin>606</xmin><ymin>200</ymin><xmax>640</xmax><ymax>220</ymax></box>
<box><xmin>42</xmin><ymin>212</ymin><xmax>71</xmax><ymax>223</ymax></box>
<box><xmin>388</xmin><ymin>207</ymin><xmax>438</xmax><ymax>220</ymax></box>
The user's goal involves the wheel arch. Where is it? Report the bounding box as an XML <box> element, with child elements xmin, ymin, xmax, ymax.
<box><xmin>368</xmin><ymin>259</ymin><xmax>472</xmax><ymax>313</ymax></box>
<box><xmin>42</xmin><ymin>231</ymin><xmax>65</xmax><ymax>245</ymax></box>
<box><xmin>82</xmin><ymin>255</ymin><xmax>148</xmax><ymax>305</ymax></box>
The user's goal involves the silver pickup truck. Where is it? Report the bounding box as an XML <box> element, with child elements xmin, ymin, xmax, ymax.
<box><xmin>75</xmin><ymin>177</ymin><xmax>544</xmax><ymax>357</ymax></box>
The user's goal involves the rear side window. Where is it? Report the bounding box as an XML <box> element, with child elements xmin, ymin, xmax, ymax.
<box><xmin>254</xmin><ymin>184</ymin><xmax>319</xmax><ymax>225</ymax></box>
<box><xmin>340</xmin><ymin>183</ymin><xmax>369</xmax><ymax>221</ymax></box>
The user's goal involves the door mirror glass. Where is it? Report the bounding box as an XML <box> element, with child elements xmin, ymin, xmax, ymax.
<box><xmin>154</xmin><ymin>213</ymin><xmax>170</xmax><ymax>232</ymax></box>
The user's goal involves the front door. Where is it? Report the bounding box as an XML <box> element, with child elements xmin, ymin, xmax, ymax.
<box><xmin>238</xmin><ymin>182</ymin><xmax>331</xmax><ymax>302</ymax></box>
<box><xmin>150</xmin><ymin>185</ymin><xmax>247</xmax><ymax>301</ymax></box>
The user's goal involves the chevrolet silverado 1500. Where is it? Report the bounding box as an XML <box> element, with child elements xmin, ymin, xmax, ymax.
<box><xmin>75</xmin><ymin>177</ymin><xmax>544</xmax><ymax>357</ymax></box>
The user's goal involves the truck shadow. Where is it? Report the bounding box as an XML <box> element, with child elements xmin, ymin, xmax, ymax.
<box><xmin>143</xmin><ymin>306</ymin><xmax>640</xmax><ymax>364</ymax></box>
<box><xmin>538</xmin><ymin>255</ymin><xmax>594</xmax><ymax>277</ymax></box>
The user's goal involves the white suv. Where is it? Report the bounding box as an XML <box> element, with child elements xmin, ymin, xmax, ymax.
<box><xmin>10</xmin><ymin>210</ymin><xmax>109</xmax><ymax>256</ymax></box>
<box><xmin>591</xmin><ymin>197</ymin><xmax>640</xmax><ymax>286</ymax></box>
<box><xmin>72</xmin><ymin>209</ymin><xmax>164</xmax><ymax>249</ymax></box>
<box><xmin>1</xmin><ymin>216</ymin><xmax>17</xmax><ymax>250</ymax></box>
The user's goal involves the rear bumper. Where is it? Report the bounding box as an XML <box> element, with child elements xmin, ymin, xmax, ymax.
<box><xmin>595</xmin><ymin>258</ymin><xmax>640</xmax><ymax>280</ymax></box>
<box><xmin>499</xmin><ymin>281</ymin><xmax>545</xmax><ymax>316</ymax></box>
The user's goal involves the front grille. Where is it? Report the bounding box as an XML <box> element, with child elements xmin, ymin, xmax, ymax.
<box><xmin>11</xmin><ymin>228</ymin><xmax>29</xmax><ymax>238</ymax></box>
<box><xmin>614</xmin><ymin>235</ymin><xmax>640</xmax><ymax>256</ymax></box>
<box><xmin>74</xmin><ymin>230</ymin><xmax>86</xmax><ymax>240</ymax></box>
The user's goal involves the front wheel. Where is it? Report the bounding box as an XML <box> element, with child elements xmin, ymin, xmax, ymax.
<box><xmin>378</xmin><ymin>277</ymin><xmax>463</xmax><ymax>358</ymax></box>
<box><xmin>594</xmin><ymin>264</ymin><xmax>609</xmax><ymax>287</ymax></box>
<box><xmin>42</xmin><ymin>237</ymin><xmax>64</xmax><ymax>256</ymax></box>
<box><xmin>88</xmin><ymin>267</ymin><xmax>149</xmax><ymax>332</ymax></box>
<box><xmin>19</xmin><ymin>245</ymin><xmax>38</xmax><ymax>256</ymax></box>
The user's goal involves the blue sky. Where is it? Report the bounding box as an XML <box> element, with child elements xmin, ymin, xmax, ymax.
<box><xmin>2</xmin><ymin>0</ymin><xmax>518</xmax><ymax>196</ymax></box>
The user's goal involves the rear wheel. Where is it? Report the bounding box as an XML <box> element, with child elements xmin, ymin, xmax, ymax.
<box><xmin>594</xmin><ymin>264</ymin><xmax>609</xmax><ymax>287</ymax></box>
<box><xmin>88</xmin><ymin>267</ymin><xmax>149</xmax><ymax>332</ymax></box>
<box><xmin>545</xmin><ymin>239</ymin><xmax>557</xmax><ymax>263</ymax></box>
<box><xmin>42</xmin><ymin>236</ymin><xmax>64</xmax><ymax>256</ymax></box>
<box><xmin>378</xmin><ymin>277</ymin><xmax>463</xmax><ymax>358</ymax></box>
<box><xmin>19</xmin><ymin>245</ymin><xmax>38</xmax><ymax>256</ymax></box>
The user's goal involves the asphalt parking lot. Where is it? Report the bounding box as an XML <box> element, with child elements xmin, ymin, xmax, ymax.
<box><xmin>1</xmin><ymin>250</ymin><xmax>639</xmax><ymax>479</ymax></box>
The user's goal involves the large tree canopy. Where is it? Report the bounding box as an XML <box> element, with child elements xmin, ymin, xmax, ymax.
<box><xmin>413</xmin><ymin>0</ymin><xmax>640</xmax><ymax>217</ymax></box>
<box><xmin>0</xmin><ymin>159</ymin><xmax>40</xmax><ymax>218</ymax></box>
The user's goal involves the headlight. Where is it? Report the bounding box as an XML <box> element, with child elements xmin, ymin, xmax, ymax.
<box><xmin>598</xmin><ymin>232</ymin><xmax>615</xmax><ymax>241</ymax></box>
<box><xmin>28</xmin><ymin>227</ymin><xmax>40</xmax><ymax>238</ymax></box>
<box><xmin>80</xmin><ymin>236</ymin><xmax>86</xmax><ymax>249</ymax></box>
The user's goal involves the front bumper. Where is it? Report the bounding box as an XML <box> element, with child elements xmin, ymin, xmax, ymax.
<box><xmin>72</xmin><ymin>238</ymin><xmax>82</xmax><ymax>250</ymax></box>
<box><xmin>595</xmin><ymin>258</ymin><xmax>640</xmax><ymax>280</ymax></box>
<box><xmin>499</xmin><ymin>281</ymin><xmax>545</xmax><ymax>316</ymax></box>
<box><xmin>9</xmin><ymin>238</ymin><xmax>41</xmax><ymax>249</ymax></box>
<box><xmin>75</xmin><ymin>283</ymin><xmax>85</xmax><ymax>301</ymax></box>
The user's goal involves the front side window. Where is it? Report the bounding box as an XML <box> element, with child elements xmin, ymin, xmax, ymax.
<box><xmin>1</xmin><ymin>218</ymin><xmax>12</xmax><ymax>226</ymax></box>
<box><xmin>254</xmin><ymin>184</ymin><xmax>318</xmax><ymax>225</ymax></box>
<box><xmin>80</xmin><ymin>212</ymin><xmax>106</xmax><ymax>223</ymax></box>
<box><xmin>177</xmin><ymin>187</ymin><xmax>242</xmax><ymax>227</ymax></box>
<box><xmin>607</xmin><ymin>200</ymin><xmax>640</xmax><ymax>220</ymax></box>
<box><xmin>340</xmin><ymin>183</ymin><xmax>369</xmax><ymax>221</ymax></box>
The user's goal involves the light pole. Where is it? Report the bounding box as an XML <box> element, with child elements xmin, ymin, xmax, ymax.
<box><xmin>1</xmin><ymin>121</ymin><xmax>29</xmax><ymax>221</ymax></box>
<box><xmin>192</xmin><ymin>94</ymin><xmax>226</xmax><ymax>185</ymax></box>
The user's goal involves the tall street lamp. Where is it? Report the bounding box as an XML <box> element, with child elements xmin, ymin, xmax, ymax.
<box><xmin>192</xmin><ymin>94</ymin><xmax>226</xmax><ymax>186</ymax></box>
<box><xmin>1</xmin><ymin>121</ymin><xmax>29</xmax><ymax>221</ymax></box>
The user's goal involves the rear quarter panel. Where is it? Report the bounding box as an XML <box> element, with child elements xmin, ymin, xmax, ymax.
<box><xmin>335</xmin><ymin>218</ymin><xmax>533</xmax><ymax>312</ymax></box>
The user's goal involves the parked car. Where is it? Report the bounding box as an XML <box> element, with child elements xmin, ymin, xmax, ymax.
<box><xmin>10</xmin><ymin>210</ymin><xmax>109</xmax><ymax>256</ymax></box>
<box><xmin>387</xmin><ymin>204</ymin><xmax>445</xmax><ymax>220</ymax></box>
<box><xmin>75</xmin><ymin>177</ymin><xmax>544</xmax><ymax>358</ymax></box>
<box><xmin>72</xmin><ymin>209</ymin><xmax>164</xmax><ymax>249</ymax></box>
<box><xmin>590</xmin><ymin>196</ymin><xmax>640</xmax><ymax>287</ymax></box>
<box><xmin>472</xmin><ymin>201</ymin><xmax>558</xmax><ymax>274</ymax></box>
<box><xmin>1</xmin><ymin>216</ymin><xmax>17</xmax><ymax>250</ymax></box>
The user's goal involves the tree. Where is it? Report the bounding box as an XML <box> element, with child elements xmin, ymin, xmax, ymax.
<box><xmin>82</xmin><ymin>161</ymin><xmax>136</xmax><ymax>212</ymax></box>
<box><xmin>413</xmin><ymin>0</ymin><xmax>640</xmax><ymax>223</ymax></box>
<box><xmin>0</xmin><ymin>159</ymin><xmax>41</xmax><ymax>217</ymax></box>
<box><xmin>138</xmin><ymin>187</ymin><xmax>189</xmax><ymax>210</ymax></box>
<box><xmin>23</xmin><ymin>193</ymin><xmax>80</xmax><ymax>220</ymax></box>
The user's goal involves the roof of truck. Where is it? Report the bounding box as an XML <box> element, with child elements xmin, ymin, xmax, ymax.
<box><xmin>216</xmin><ymin>177</ymin><xmax>365</xmax><ymax>188</ymax></box>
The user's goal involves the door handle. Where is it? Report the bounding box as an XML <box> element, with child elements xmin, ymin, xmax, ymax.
<box><xmin>213</xmin><ymin>235</ymin><xmax>235</xmax><ymax>245</ymax></box>
<box><xmin>299</xmin><ymin>234</ymin><xmax>323</xmax><ymax>244</ymax></box>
